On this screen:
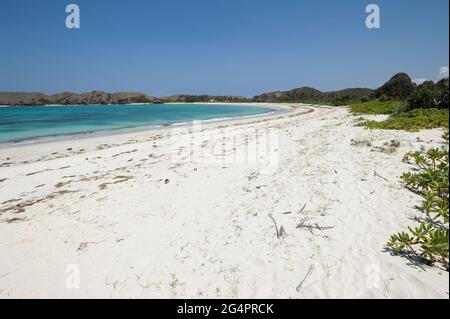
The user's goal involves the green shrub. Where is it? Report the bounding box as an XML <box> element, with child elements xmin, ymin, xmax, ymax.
<box><xmin>387</xmin><ymin>134</ymin><xmax>449</xmax><ymax>271</ymax></box>
<box><xmin>360</xmin><ymin>97</ymin><xmax>369</xmax><ymax>103</ymax></box>
<box><xmin>359</xmin><ymin>109</ymin><xmax>449</xmax><ymax>132</ymax></box>
<box><xmin>350</xmin><ymin>100</ymin><xmax>406</xmax><ymax>115</ymax></box>
<box><xmin>407</xmin><ymin>79</ymin><xmax>449</xmax><ymax>111</ymax></box>
<box><xmin>379</xmin><ymin>95</ymin><xmax>393</xmax><ymax>102</ymax></box>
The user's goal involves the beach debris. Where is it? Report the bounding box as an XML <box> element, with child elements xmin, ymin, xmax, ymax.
<box><xmin>242</xmin><ymin>187</ymin><xmax>251</xmax><ymax>193</ymax></box>
<box><xmin>99</xmin><ymin>175</ymin><xmax>133</xmax><ymax>190</ymax></box>
<box><xmin>268</xmin><ymin>214</ymin><xmax>287</xmax><ymax>239</ymax></box>
<box><xmin>67</xmin><ymin>148</ymin><xmax>73</xmax><ymax>151</ymax></box>
<box><xmin>298</xmin><ymin>203</ymin><xmax>307</xmax><ymax>214</ymax></box>
<box><xmin>370</xmin><ymin>140</ymin><xmax>402</xmax><ymax>155</ymax></box>
<box><xmin>1</xmin><ymin>190</ymin><xmax>77</xmax><ymax>215</ymax></box>
<box><xmin>268</xmin><ymin>214</ymin><xmax>279</xmax><ymax>238</ymax></box>
<box><xmin>105</xmin><ymin>276</ymin><xmax>122</xmax><ymax>289</ymax></box>
<box><xmin>1</xmin><ymin>198</ymin><xmax>21</xmax><ymax>205</ymax></box>
<box><xmin>165</xmin><ymin>178</ymin><xmax>170</xmax><ymax>184</ymax></box>
<box><xmin>0</xmin><ymin>178</ymin><xmax>7</xmax><ymax>183</ymax></box>
<box><xmin>296</xmin><ymin>264</ymin><xmax>315</xmax><ymax>293</ymax></box>
<box><xmin>297</xmin><ymin>222</ymin><xmax>335</xmax><ymax>232</ymax></box>
<box><xmin>281</xmin><ymin>204</ymin><xmax>306</xmax><ymax>216</ymax></box>
<box><xmin>246</xmin><ymin>171</ymin><xmax>258</xmax><ymax>181</ymax></box>
<box><xmin>3</xmin><ymin>217</ymin><xmax>25</xmax><ymax>224</ymax></box>
<box><xmin>0</xmin><ymin>163</ymin><xmax>13</xmax><ymax>167</ymax></box>
<box><xmin>55</xmin><ymin>180</ymin><xmax>72</xmax><ymax>188</ymax></box>
<box><xmin>351</xmin><ymin>139</ymin><xmax>372</xmax><ymax>147</ymax></box>
<box><xmin>279</xmin><ymin>226</ymin><xmax>287</xmax><ymax>238</ymax></box>
<box><xmin>96</xmin><ymin>144</ymin><xmax>110</xmax><ymax>150</ymax></box>
<box><xmin>26</xmin><ymin>168</ymin><xmax>53</xmax><ymax>176</ymax></box>
<box><xmin>112</xmin><ymin>149</ymin><xmax>138</xmax><ymax>158</ymax></box>
<box><xmin>77</xmin><ymin>241</ymin><xmax>97</xmax><ymax>252</ymax></box>
<box><xmin>249</xmin><ymin>209</ymin><xmax>258</xmax><ymax>217</ymax></box>
<box><xmin>373</xmin><ymin>170</ymin><xmax>391</xmax><ymax>183</ymax></box>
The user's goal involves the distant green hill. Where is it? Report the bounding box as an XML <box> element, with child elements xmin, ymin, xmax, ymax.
<box><xmin>253</xmin><ymin>87</ymin><xmax>374</xmax><ymax>104</ymax></box>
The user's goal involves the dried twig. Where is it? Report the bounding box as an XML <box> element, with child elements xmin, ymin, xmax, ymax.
<box><xmin>298</xmin><ymin>203</ymin><xmax>307</xmax><ymax>214</ymax></box>
<box><xmin>283</xmin><ymin>203</ymin><xmax>306</xmax><ymax>215</ymax></box>
<box><xmin>374</xmin><ymin>170</ymin><xmax>391</xmax><ymax>183</ymax></box>
<box><xmin>297</xmin><ymin>222</ymin><xmax>335</xmax><ymax>231</ymax></box>
<box><xmin>268</xmin><ymin>214</ymin><xmax>280</xmax><ymax>238</ymax></box>
<box><xmin>296</xmin><ymin>264</ymin><xmax>315</xmax><ymax>292</ymax></box>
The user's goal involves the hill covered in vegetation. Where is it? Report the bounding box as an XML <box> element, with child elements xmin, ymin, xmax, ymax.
<box><xmin>253</xmin><ymin>87</ymin><xmax>374</xmax><ymax>105</ymax></box>
<box><xmin>0</xmin><ymin>91</ymin><xmax>160</xmax><ymax>106</ymax></box>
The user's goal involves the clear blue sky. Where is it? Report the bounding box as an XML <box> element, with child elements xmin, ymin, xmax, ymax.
<box><xmin>0</xmin><ymin>0</ymin><xmax>448</xmax><ymax>97</ymax></box>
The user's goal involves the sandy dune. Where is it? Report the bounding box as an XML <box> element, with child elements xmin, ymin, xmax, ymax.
<box><xmin>0</xmin><ymin>104</ymin><xmax>448</xmax><ymax>298</ymax></box>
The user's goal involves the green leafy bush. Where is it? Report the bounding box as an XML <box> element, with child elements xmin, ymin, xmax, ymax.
<box><xmin>350</xmin><ymin>100</ymin><xmax>406</xmax><ymax>115</ymax></box>
<box><xmin>359</xmin><ymin>109</ymin><xmax>449</xmax><ymax>132</ymax></box>
<box><xmin>407</xmin><ymin>79</ymin><xmax>449</xmax><ymax>111</ymax></box>
<box><xmin>387</xmin><ymin>135</ymin><xmax>449</xmax><ymax>271</ymax></box>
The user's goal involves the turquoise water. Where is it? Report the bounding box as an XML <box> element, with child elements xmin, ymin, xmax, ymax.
<box><xmin>0</xmin><ymin>104</ymin><xmax>277</xmax><ymax>143</ymax></box>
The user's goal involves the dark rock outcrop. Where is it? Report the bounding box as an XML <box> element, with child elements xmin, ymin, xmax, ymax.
<box><xmin>374</xmin><ymin>73</ymin><xmax>415</xmax><ymax>100</ymax></box>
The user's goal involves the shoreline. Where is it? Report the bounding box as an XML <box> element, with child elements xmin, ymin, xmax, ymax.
<box><xmin>0</xmin><ymin>103</ymin><xmax>312</xmax><ymax>168</ymax></box>
<box><xmin>0</xmin><ymin>102</ymin><xmax>290</xmax><ymax>108</ymax></box>
<box><xmin>0</xmin><ymin>103</ymin><xmax>296</xmax><ymax>149</ymax></box>
<box><xmin>0</xmin><ymin>102</ymin><xmax>294</xmax><ymax>109</ymax></box>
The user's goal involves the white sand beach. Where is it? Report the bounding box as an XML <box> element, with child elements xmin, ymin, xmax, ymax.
<box><xmin>0</xmin><ymin>104</ymin><xmax>448</xmax><ymax>298</ymax></box>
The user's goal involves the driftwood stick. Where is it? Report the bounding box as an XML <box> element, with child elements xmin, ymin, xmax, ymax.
<box><xmin>268</xmin><ymin>214</ymin><xmax>280</xmax><ymax>239</ymax></box>
<box><xmin>374</xmin><ymin>170</ymin><xmax>391</xmax><ymax>183</ymax></box>
<box><xmin>283</xmin><ymin>203</ymin><xmax>306</xmax><ymax>215</ymax></box>
<box><xmin>297</xmin><ymin>222</ymin><xmax>335</xmax><ymax>231</ymax></box>
<box><xmin>296</xmin><ymin>264</ymin><xmax>315</xmax><ymax>292</ymax></box>
<box><xmin>298</xmin><ymin>203</ymin><xmax>307</xmax><ymax>214</ymax></box>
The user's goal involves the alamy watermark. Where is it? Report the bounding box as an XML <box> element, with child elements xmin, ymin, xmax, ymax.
<box><xmin>65</xmin><ymin>264</ymin><xmax>80</xmax><ymax>289</ymax></box>
<box><xmin>64</xmin><ymin>4</ymin><xmax>379</xmax><ymax>30</ymax></box>
<box><xmin>168</xmin><ymin>121</ymin><xmax>280</xmax><ymax>175</ymax></box>
<box><xmin>65</xmin><ymin>4</ymin><xmax>80</xmax><ymax>29</ymax></box>
<box><xmin>366</xmin><ymin>4</ymin><xmax>381</xmax><ymax>29</ymax></box>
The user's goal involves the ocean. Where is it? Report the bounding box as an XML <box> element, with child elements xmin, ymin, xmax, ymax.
<box><xmin>0</xmin><ymin>104</ymin><xmax>278</xmax><ymax>143</ymax></box>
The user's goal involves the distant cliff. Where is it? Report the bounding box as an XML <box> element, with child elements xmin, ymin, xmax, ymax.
<box><xmin>0</xmin><ymin>91</ymin><xmax>160</xmax><ymax>106</ymax></box>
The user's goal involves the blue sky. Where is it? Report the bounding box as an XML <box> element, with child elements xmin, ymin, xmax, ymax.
<box><xmin>0</xmin><ymin>0</ymin><xmax>448</xmax><ymax>97</ymax></box>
